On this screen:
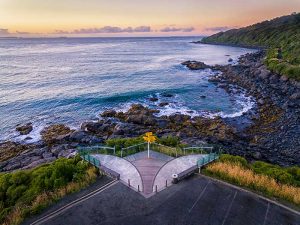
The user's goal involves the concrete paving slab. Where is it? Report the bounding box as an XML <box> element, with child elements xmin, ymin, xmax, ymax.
<box><xmin>93</xmin><ymin>154</ymin><xmax>143</xmax><ymax>191</ymax></box>
<box><xmin>153</xmin><ymin>154</ymin><xmax>205</xmax><ymax>192</ymax></box>
<box><xmin>132</xmin><ymin>158</ymin><xmax>166</xmax><ymax>195</ymax></box>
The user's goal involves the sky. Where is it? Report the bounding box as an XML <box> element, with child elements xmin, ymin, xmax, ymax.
<box><xmin>0</xmin><ymin>0</ymin><xmax>299</xmax><ymax>37</ymax></box>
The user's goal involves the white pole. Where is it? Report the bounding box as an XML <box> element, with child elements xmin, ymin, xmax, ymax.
<box><xmin>148</xmin><ymin>141</ymin><xmax>150</xmax><ymax>158</ymax></box>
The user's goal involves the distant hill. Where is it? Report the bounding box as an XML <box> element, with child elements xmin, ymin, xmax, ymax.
<box><xmin>202</xmin><ymin>13</ymin><xmax>300</xmax><ymax>80</ymax></box>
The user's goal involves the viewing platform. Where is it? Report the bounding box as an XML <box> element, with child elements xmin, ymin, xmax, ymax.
<box><xmin>78</xmin><ymin>143</ymin><xmax>220</xmax><ymax>197</ymax></box>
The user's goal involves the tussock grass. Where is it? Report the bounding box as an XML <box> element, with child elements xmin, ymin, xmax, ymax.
<box><xmin>204</xmin><ymin>162</ymin><xmax>300</xmax><ymax>206</ymax></box>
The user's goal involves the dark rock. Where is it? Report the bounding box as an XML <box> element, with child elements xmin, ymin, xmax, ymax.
<box><xmin>290</xmin><ymin>92</ymin><xmax>300</xmax><ymax>100</ymax></box>
<box><xmin>159</xmin><ymin>102</ymin><xmax>169</xmax><ymax>107</ymax></box>
<box><xmin>42</xmin><ymin>152</ymin><xmax>53</xmax><ymax>159</ymax></box>
<box><xmin>0</xmin><ymin>141</ymin><xmax>31</xmax><ymax>163</ymax></box>
<box><xmin>51</xmin><ymin>145</ymin><xmax>68</xmax><ymax>156</ymax></box>
<box><xmin>58</xmin><ymin>149</ymin><xmax>76</xmax><ymax>158</ymax></box>
<box><xmin>16</xmin><ymin>123</ymin><xmax>33</xmax><ymax>135</ymax></box>
<box><xmin>22</xmin><ymin>157</ymin><xmax>56</xmax><ymax>169</ymax></box>
<box><xmin>41</xmin><ymin>124</ymin><xmax>72</xmax><ymax>146</ymax></box>
<box><xmin>81</xmin><ymin>121</ymin><xmax>103</xmax><ymax>133</ymax></box>
<box><xmin>228</xmin><ymin>58</ymin><xmax>233</xmax><ymax>62</ymax></box>
<box><xmin>101</xmin><ymin>110</ymin><xmax>117</xmax><ymax>117</ymax></box>
<box><xmin>181</xmin><ymin>61</ymin><xmax>211</xmax><ymax>70</ymax></box>
<box><xmin>161</xmin><ymin>93</ymin><xmax>174</xmax><ymax>98</ymax></box>
<box><xmin>258</xmin><ymin>69</ymin><xmax>270</xmax><ymax>79</ymax></box>
<box><xmin>69</xmin><ymin>131</ymin><xmax>103</xmax><ymax>144</ymax></box>
<box><xmin>169</xmin><ymin>114</ymin><xmax>191</xmax><ymax>124</ymax></box>
<box><xmin>149</xmin><ymin>97</ymin><xmax>159</xmax><ymax>102</ymax></box>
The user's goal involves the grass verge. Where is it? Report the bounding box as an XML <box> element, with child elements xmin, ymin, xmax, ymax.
<box><xmin>202</xmin><ymin>155</ymin><xmax>300</xmax><ymax>208</ymax></box>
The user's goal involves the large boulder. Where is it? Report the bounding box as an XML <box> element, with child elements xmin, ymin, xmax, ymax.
<box><xmin>16</xmin><ymin>123</ymin><xmax>33</xmax><ymax>135</ymax></box>
<box><xmin>41</xmin><ymin>124</ymin><xmax>71</xmax><ymax>146</ymax></box>
<box><xmin>101</xmin><ymin>110</ymin><xmax>117</xmax><ymax>118</ymax></box>
<box><xmin>181</xmin><ymin>61</ymin><xmax>211</xmax><ymax>70</ymax></box>
<box><xmin>81</xmin><ymin>121</ymin><xmax>104</xmax><ymax>133</ymax></box>
<box><xmin>69</xmin><ymin>131</ymin><xmax>103</xmax><ymax>144</ymax></box>
<box><xmin>22</xmin><ymin>157</ymin><xmax>56</xmax><ymax>170</ymax></box>
<box><xmin>123</xmin><ymin>104</ymin><xmax>158</xmax><ymax>126</ymax></box>
<box><xmin>0</xmin><ymin>141</ymin><xmax>31</xmax><ymax>162</ymax></box>
<box><xmin>0</xmin><ymin>146</ymin><xmax>50</xmax><ymax>172</ymax></box>
<box><xmin>58</xmin><ymin>149</ymin><xmax>77</xmax><ymax>158</ymax></box>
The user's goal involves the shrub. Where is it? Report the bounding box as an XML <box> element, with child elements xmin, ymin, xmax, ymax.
<box><xmin>251</xmin><ymin>161</ymin><xmax>300</xmax><ymax>187</ymax></box>
<box><xmin>0</xmin><ymin>157</ymin><xmax>99</xmax><ymax>225</ymax></box>
<box><xmin>157</xmin><ymin>135</ymin><xmax>181</xmax><ymax>147</ymax></box>
<box><xmin>218</xmin><ymin>154</ymin><xmax>248</xmax><ymax>168</ymax></box>
<box><xmin>106</xmin><ymin>136</ymin><xmax>144</xmax><ymax>151</ymax></box>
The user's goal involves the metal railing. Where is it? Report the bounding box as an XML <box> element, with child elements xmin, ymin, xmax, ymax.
<box><xmin>82</xmin><ymin>154</ymin><xmax>101</xmax><ymax>167</ymax></box>
<box><xmin>121</xmin><ymin>143</ymin><xmax>148</xmax><ymax>157</ymax></box>
<box><xmin>77</xmin><ymin>145</ymin><xmax>116</xmax><ymax>156</ymax></box>
<box><xmin>197</xmin><ymin>152</ymin><xmax>219</xmax><ymax>167</ymax></box>
<box><xmin>150</xmin><ymin>143</ymin><xmax>180</xmax><ymax>157</ymax></box>
<box><xmin>183</xmin><ymin>146</ymin><xmax>213</xmax><ymax>155</ymax></box>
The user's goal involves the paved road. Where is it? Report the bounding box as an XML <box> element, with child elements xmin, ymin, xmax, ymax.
<box><xmin>30</xmin><ymin>175</ymin><xmax>300</xmax><ymax>225</ymax></box>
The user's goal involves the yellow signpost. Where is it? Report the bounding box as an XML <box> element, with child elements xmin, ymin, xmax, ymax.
<box><xmin>143</xmin><ymin>132</ymin><xmax>156</xmax><ymax>158</ymax></box>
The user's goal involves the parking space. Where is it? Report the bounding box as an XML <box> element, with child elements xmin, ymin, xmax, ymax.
<box><xmin>32</xmin><ymin>175</ymin><xmax>300</xmax><ymax>225</ymax></box>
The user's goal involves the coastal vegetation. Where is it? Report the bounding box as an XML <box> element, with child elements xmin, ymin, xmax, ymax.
<box><xmin>105</xmin><ymin>135</ymin><xmax>183</xmax><ymax>151</ymax></box>
<box><xmin>0</xmin><ymin>156</ymin><xmax>99</xmax><ymax>225</ymax></box>
<box><xmin>201</xmin><ymin>13</ymin><xmax>300</xmax><ymax>80</ymax></box>
<box><xmin>203</xmin><ymin>154</ymin><xmax>300</xmax><ymax>206</ymax></box>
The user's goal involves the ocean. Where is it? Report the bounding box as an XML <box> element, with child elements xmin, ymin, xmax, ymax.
<box><xmin>0</xmin><ymin>36</ymin><xmax>256</xmax><ymax>142</ymax></box>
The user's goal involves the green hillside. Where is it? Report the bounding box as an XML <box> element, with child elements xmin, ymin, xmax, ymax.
<box><xmin>202</xmin><ymin>13</ymin><xmax>300</xmax><ymax>80</ymax></box>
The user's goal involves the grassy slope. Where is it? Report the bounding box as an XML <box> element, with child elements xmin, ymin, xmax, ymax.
<box><xmin>0</xmin><ymin>156</ymin><xmax>99</xmax><ymax>225</ymax></box>
<box><xmin>201</xmin><ymin>13</ymin><xmax>300</xmax><ymax>80</ymax></box>
<box><xmin>203</xmin><ymin>155</ymin><xmax>300</xmax><ymax>207</ymax></box>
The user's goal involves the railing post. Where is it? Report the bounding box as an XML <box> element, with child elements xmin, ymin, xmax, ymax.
<box><xmin>165</xmin><ymin>180</ymin><xmax>168</xmax><ymax>188</ymax></box>
<box><xmin>128</xmin><ymin>179</ymin><xmax>130</xmax><ymax>187</ymax></box>
<box><xmin>113</xmin><ymin>146</ymin><xmax>116</xmax><ymax>155</ymax></box>
<box><xmin>121</xmin><ymin>149</ymin><xmax>123</xmax><ymax>158</ymax></box>
<box><xmin>155</xmin><ymin>185</ymin><xmax>158</xmax><ymax>193</ymax></box>
<box><xmin>138</xmin><ymin>185</ymin><xmax>140</xmax><ymax>192</ymax></box>
<box><xmin>93</xmin><ymin>157</ymin><xmax>96</xmax><ymax>166</ymax></box>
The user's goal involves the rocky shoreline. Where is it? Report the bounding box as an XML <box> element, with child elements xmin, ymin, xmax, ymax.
<box><xmin>1</xmin><ymin>51</ymin><xmax>299</xmax><ymax>172</ymax></box>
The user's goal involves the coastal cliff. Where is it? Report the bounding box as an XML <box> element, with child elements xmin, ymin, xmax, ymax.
<box><xmin>201</xmin><ymin>13</ymin><xmax>300</xmax><ymax>81</ymax></box>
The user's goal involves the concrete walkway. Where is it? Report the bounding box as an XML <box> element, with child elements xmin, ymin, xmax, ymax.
<box><xmin>124</xmin><ymin>150</ymin><xmax>174</xmax><ymax>162</ymax></box>
<box><xmin>153</xmin><ymin>154</ymin><xmax>205</xmax><ymax>192</ymax></box>
<box><xmin>132</xmin><ymin>158</ymin><xmax>166</xmax><ymax>195</ymax></box>
<box><xmin>93</xmin><ymin>152</ymin><xmax>207</xmax><ymax>196</ymax></box>
<box><xmin>92</xmin><ymin>154</ymin><xmax>143</xmax><ymax>192</ymax></box>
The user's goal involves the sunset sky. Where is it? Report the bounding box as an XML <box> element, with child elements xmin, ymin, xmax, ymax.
<box><xmin>0</xmin><ymin>0</ymin><xmax>299</xmax><ymax>37</ymax></box>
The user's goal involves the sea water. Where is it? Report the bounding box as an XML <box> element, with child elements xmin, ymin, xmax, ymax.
<box><xmin>0</xmin><ymin>37</ymin><xmax>256</xmax><ymax>142</ymax></box>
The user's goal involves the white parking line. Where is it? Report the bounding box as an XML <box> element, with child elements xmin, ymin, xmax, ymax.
<box><xmin>221</xmin><ymin>191</ymin><xmax>237</xmax><ymax>225</ymax></box>
<box><xmin>263</xmin><ymin>202</ymin><xmax>270</xmax><ymax>225</ymax></box>
<box><xmin>188</xmin><ymin>181</ymin><xmax>210</xmax><ymax>213</ymax></box>
<box><xmin>30</xmin><ymin>180</ymin><xmax>118</xmax><ymax>225</ymax></box>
